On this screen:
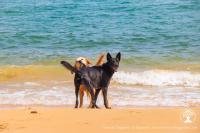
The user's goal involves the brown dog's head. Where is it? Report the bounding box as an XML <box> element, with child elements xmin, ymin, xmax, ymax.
<box><xmin>74</xmin><ymin>57</ymin><xmax>92</xmax><ymax>71</ymax></box>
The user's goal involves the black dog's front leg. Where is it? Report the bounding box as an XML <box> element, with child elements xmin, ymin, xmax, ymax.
<box><xmin>102</xmin><ymin>88</ymin><xmax>111</xmax><ymax>109</ymax></box>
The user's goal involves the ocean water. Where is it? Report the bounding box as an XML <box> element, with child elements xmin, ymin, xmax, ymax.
<box><xmin>0</xmin><ymin>0</ymin><xmax>200</xmax><ymax>107</ymax></box>
<box><xmin>1</xmin><ymin>0</ymin><xmax>200</xmax><ymax>66</ymax></box>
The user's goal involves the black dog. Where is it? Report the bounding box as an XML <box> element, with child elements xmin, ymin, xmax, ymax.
<box><xmin>61</xmin><ymin>52</ymin><xmax>121</xmax><ymax>109</ymax></box>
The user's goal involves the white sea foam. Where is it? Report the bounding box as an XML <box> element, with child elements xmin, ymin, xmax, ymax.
<box><xmin>0</xmin><ymin>82</ymin><xmax>200</xmax><ymax>107</ymax></box>
<box><xmin>0</xmin><ymin>75</ymin><xmax>200</xmax><ymax>107</ymax></box>
<box><xmin>113</xmin><ymin>70</ymin><xmax>200</xmax><ymax>87</ymax></box>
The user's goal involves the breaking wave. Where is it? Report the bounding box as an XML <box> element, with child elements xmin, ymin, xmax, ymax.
<box><xmin>113</xmin><ymin>70</ymin><xmax>200</xmax><ymax>87</ymax></box>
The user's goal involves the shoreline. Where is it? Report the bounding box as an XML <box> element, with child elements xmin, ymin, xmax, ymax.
<box><xmin>0</xmin><ymin>107</ymin><xmax>199</xmax><ymax>133</ymax></box>
<box><xmin>1</xmin><ymin>65</ymin><xmax>200</xmax><ymax>109</ymax></box>
<box><xmin>0</xmin><ymin>105</ymin><xmax>200</xmax><ymax>110</ymax></box>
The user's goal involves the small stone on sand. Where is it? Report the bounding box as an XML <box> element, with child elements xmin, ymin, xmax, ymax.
<box><xmin>30</xmin><ymin>111</ymin><xmax>38</xmax><ymax>114</ymax></box>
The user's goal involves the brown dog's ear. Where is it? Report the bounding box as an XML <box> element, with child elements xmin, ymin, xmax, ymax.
<box><xmin>95</xmin><ymin>54</ymin><xmax>105</xmax><ymax>66</ymax></box>
<box><xmin>116</xmin><ymin>52</ymin><xmax>121</xmax><ymax>62</ymax></box>
<box><xmin>107</xmin><ymin>53</ymin><xmax>112</xmax><ymax>61</ymax></box>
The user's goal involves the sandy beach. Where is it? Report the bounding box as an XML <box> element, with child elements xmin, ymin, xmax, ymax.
<box><xmin>0</xmin><ymin>107</ymin><xmax>199</xmax><ymax>133</ymax></box>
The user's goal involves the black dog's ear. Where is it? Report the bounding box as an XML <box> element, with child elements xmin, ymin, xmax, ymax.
<box><xmin>116</xmin><ymin>52</ymin><xmax>121</xmax><ymax>61</ymax></box>
<box><xmin>107</xmin><ymin>53</ymin><xmax>112</xmax><ymax>61</ymax></box>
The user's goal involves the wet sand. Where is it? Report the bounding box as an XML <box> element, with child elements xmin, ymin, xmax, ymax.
<box><xmin>0</xmin><ymin>107</ymin><xmax>199</xmax><ymax>133</ymax></box>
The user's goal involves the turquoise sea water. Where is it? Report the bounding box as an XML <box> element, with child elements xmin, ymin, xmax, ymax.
<box><xmin>0</xmin><ymin>0</ymin><xmax>200</xmax><ymax>67</ymax></box>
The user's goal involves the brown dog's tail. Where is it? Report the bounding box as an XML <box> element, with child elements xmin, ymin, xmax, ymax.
<box><xmin>95</xmin><ymin>54</ymin><xmax>105</xmax><ymax>66</ymax></box>
<box><xmin>85</xmin><ymin>89</ymin><xmax>91</xmax><ymax>99</ymax></box>
<box><xmin>60</xmin><ymin>61</ymin><xmax>76</xmax><ymax>74</ymax></box>
<box><xmin>85</xmin><ymin>88</ymin><xmax>95</xmax><ymax>99</ymax></box>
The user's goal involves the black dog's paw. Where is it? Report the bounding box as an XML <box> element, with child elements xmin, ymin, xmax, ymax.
<box><xmin>88</xmin><ymin>104</ymin><xmax>96</xmax><ymax>109</ymax></box>
<box><xmin>106</xmin><ymin>106</ymin><xmax>111</xmax><ymax>109</ymax></box>
<box><xmin>95</xmin><ymin>105</ymin><xmax>100</xmax><ymax>109</ymax></box>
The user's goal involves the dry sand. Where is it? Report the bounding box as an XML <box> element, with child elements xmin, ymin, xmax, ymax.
<box><xmin>0</xmin><ymin>107</ymin><xmax>199</xmax><ymax>133</ymax></box>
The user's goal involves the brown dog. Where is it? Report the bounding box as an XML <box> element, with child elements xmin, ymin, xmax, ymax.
<box><xmin>73</xmin><ymin>54</ymin><xmax>105</xmax><ymax>108</ymax></box>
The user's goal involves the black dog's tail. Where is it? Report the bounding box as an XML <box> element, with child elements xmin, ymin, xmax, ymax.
<box><xmin>60</xmin><ymin>61</ymin><xmax>76</xmax><ymax>74</ymax></box>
